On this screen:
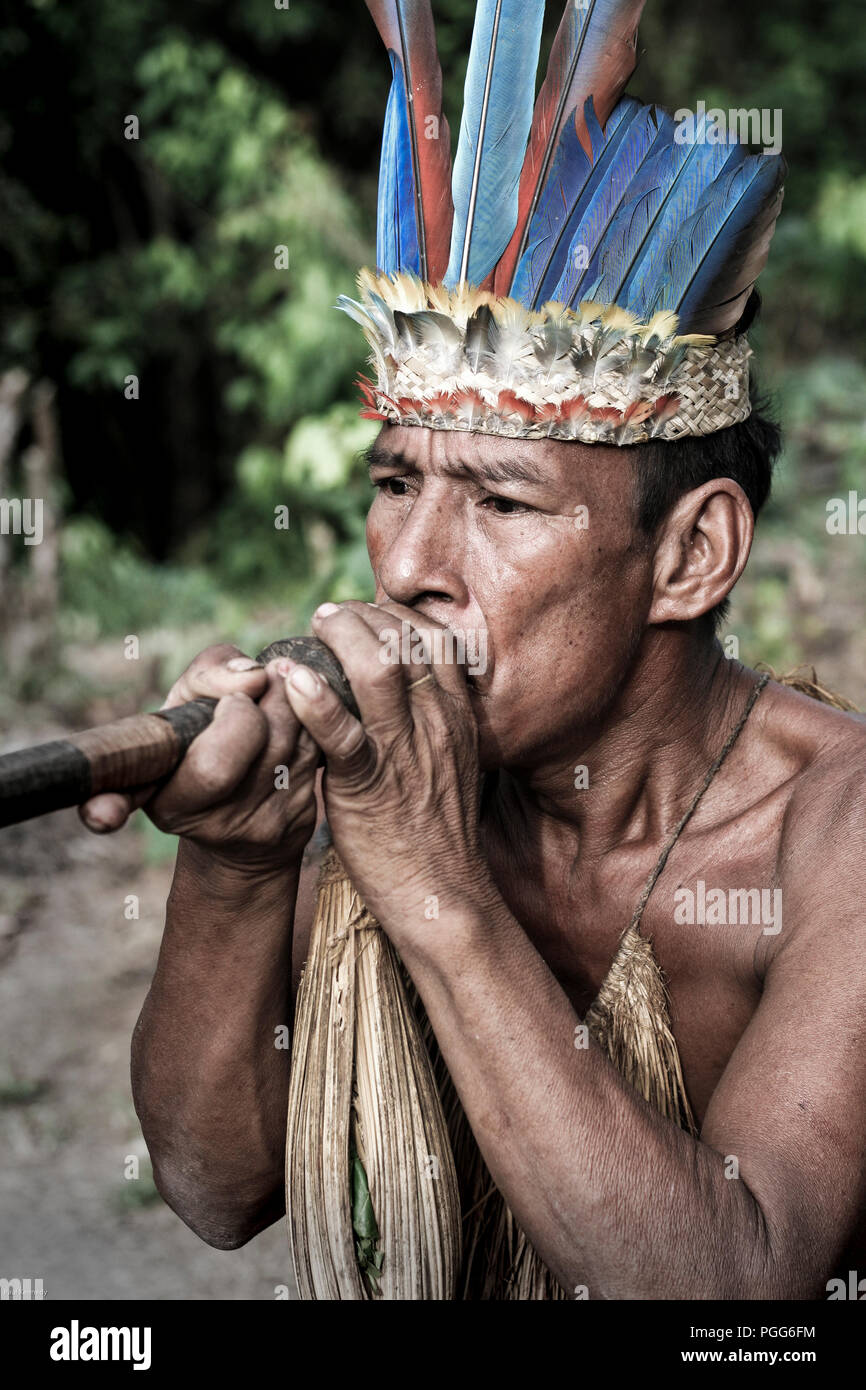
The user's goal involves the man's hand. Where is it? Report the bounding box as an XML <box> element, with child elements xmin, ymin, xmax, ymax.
<box><xmin>78</xmin><ymin>643</ymin><xmax>320</xmax><ymax>875</ymax></box>
<box><xmin>283</xmin><ymin>601</ymin><xmax>497</xmax><ymax>935</ymax></box>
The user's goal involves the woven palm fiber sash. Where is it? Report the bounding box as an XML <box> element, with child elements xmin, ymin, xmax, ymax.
<box><xmin>285</xmin><ymin>669</ymin><xmax>857</xmax><ymax>1300</ymax></box>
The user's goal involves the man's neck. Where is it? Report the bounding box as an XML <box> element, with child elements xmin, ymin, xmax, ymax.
<box><xmin>497</xmin><ymin>632</ymin><xmax>759</xmax><ymax>862</ymax></box>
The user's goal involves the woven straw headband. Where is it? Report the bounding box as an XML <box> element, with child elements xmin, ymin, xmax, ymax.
<box><xmin>341</xmin><ymin>272</ymin><xmax>752</xmax><ymax>446</ymax></box>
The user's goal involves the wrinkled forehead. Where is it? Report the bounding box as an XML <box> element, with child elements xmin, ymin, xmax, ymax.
<box><xmin>370</xmin><ymin>423</ymin><xmax>635</xmax><ymax>506</ymax></box>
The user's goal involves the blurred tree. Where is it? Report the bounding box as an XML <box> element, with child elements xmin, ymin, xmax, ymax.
<box><xmin>0</xmin><ymin>0</ymin><xmax>863</xmax><ymax>638</ymax></box>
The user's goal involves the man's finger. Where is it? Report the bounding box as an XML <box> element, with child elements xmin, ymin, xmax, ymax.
<box><xmin>78</xmin><ymin>784</ymin><xmax>158</xmax><ymax>834</ymax></box>
<box><xmin>257</xmin><ymin>658</ymin><xmax>305</xmax><ymax>762</ymax></box>
<box><xmin>310</xmin><ymin>603</ymin><xmax>425</xmax><ymax>727</ymax></box>
<box><xmin>163</xmin><ymin>647</ymin><xmax>268</xmax><ymax>709</ymax></box>
<box><xmin>149</xmin><ymin>692</ymin><xmax>269</xmax><ymax>820</ymax></box>
<box><xmin>283</xmin><ymin>661</ymin><xmax>371</xmax><ymax>780</ymax></box>
<box><xmin>340</xmin><ymin>599</ymin><xmax>471</xmax><ymax>702</ymax></box>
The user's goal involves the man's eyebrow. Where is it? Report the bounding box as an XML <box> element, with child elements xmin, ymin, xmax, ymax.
<box><xmin>362</xmin><ymin>443</ymin><xmax>547</xmax><ymax>487</ymax></box>
<box><xmin>444</xmin><ymin>456</ymin><xmax>547</xmax><ymax>487</ymax></box>
<box><xmin>363</xmin><ymin>443</ymin><xmax>407</xmax><ymax>472</ymax></box>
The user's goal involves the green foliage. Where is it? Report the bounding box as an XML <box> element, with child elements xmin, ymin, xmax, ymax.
<box><xmin>350</xmin><ymin>1145</ymin><xmax>384</xmax><ymax>1296</ymax></box>
<box><xmin>137</xmin><ymin>814</ymin><xmax>180</xmax><ymax>868</ymax></box>
<box><xmin>0</xmin><ymin>0</ymin><xmax>863</xmax><ymax>664</ymax></box>
<box><xmin>52</xmin><ymin>32</ymin><xmax>367</xmax><ymax>413</ymax></box>
<box><xmin>61</xmin><ymin>517</ymin><xmax>218</xmax><ymax>639</ymax></box>
<box><xmin>0</xmin><ymin>1074</ymin><xmax>50</xmax><ymax>1107</ymax></box>
<box><xmin>192</xmin><ymin>403</ymin><xmax>378</xmax><ymax>612</ymax></box>
<box><xmin>726</xmin><ymin>353</ymin><xmax>866</xmax><ymax>677</ymax></box>
<box><xmin>775</xmin><ymin>358</ymin><xmax>866</xmax><ymax>497</ymax></box>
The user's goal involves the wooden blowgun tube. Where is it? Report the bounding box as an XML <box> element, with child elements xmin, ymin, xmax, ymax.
<box><xmin>0</xmin><ymin>637</ymin><xmax>358</xmax><ymax>830</ymax></box>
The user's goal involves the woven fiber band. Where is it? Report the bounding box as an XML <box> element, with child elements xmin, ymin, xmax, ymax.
<box><xmin>341</xmin><ymin>271</ymin><xmax>752</xmax><ymax>446</ymax></box>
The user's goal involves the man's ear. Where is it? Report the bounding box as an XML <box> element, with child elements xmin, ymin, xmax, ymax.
<box><xmin>647</xmin><ymin>479</ymin><xmax>754</xmax><ymax>625</ymax></box>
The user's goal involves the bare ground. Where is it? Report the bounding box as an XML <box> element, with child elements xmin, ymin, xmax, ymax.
<box><xmin>0</xmin><ymin>742</ymin><xmax>293</xmax><ymax>1301</ymax></box>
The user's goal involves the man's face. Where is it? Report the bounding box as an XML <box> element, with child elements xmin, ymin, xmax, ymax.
<box><xmin>365</xmin><ymin>423</ymin><xmax>655</xmax><ymax>769</ymax></box>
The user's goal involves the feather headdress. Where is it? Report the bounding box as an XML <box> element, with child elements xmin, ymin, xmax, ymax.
<box><xmin>340</xmin><ymin>0</ymin><xmax>785</xmax><ymax>445</ymax></box>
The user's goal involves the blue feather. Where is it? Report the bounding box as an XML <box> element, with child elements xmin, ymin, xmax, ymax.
<box><xmin>665</xmin><ymin>153</ymin><xmax>786</xmax><ymax>332</ymax></box>
<box><xmin>622</xmin><ymin>144</ymin><xmax>747</xmax><ymax>319</ymax></box>
<box><xmin>444</xmin><ymin>0</ymin><xmax>545</xmax><ymax>289</ymax></box>
<box><xmin>553</xmin><ymin>104</ymin><xmax>675</xmax><ymax>307</ymax></box>
<box><xmin>614</xmin><ymin>125</ymin><xmax>743</xmax><ymax>313</ymax></box>
<box><xmin>576</xmin><ymin>110</ymin><xmax>726</xmax><ymax>309</ymax></box>
<box><xmin>377</xmin><ymin>52</ymin><xmax>420</xmax><ymax>276</ymax></box>
<box><xmin>510</xmin><ymin>96</ymin><xmax>640</xmax><ymax>309</ymax></box>
<box><xmin>544</xmin><ymin>99</ymin><xmax>664</xmax><ymax>309</ymax></box>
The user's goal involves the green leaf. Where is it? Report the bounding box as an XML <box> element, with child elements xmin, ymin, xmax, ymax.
<box><xmin>350</xmin><ymin>1148</ymin><xmax>384</xmax><ymax>1294</ymax></box>
<box><xmin>351</xmin><ymin>1152</ymin><xmax>379</xmax><ymax>1243</ymax></box>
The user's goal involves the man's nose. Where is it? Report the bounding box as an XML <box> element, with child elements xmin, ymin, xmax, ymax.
<box><xmin>376</xmin><ymin>489</ymin><xmax>469</xmax><ymax>606</ymax></box>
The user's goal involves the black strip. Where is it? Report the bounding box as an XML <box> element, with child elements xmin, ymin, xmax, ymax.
<box><xmin>154</xmin><ymin>697</ymin><xmax>218</xmax><ymax>749</ymax></box>
<box><xmin>0</xmin><ymin>740</ymin><xmax>93</xmax><ymax>828</ymax></box>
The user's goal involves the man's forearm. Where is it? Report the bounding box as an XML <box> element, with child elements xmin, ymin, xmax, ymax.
<box><xmin>132</xmin><ymin>839</ymin><xmax>298</xmax><ymax>1248</ymax></box>
<box><xmin>395</xmin><ymin>895</ymin><xmax>787</xmax><ymax>1300</ymax></box>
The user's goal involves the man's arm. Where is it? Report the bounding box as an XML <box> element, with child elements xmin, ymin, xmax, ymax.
<box><xmin>130</xmin><ymin>843</ymin><xmax>302</xmax><ymax>1250</ymax></box>
<box><xmin>131</xmin><ymin>836</ymin><xmax>326</xmax><ymax>1249</ymax></box>
<box><xmin>79</xmin><ymin>642</ymin><xmax>323</xmax><ymax>1249</ymax></box>
<box><xmin>392</xmin><ymin>779</ymin><xmax>866</xmax><ymax>1299</ymax></box>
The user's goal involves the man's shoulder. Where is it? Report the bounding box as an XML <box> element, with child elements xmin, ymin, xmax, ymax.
<box><xmin>763</xmin><ymin>681</ymin><xmax>866</xmax><ymax>930</ymax></box>
<box><xmin>765</xmin><ymin>678</ymin><xmax>866</xmax><ymax>822</ymax></box>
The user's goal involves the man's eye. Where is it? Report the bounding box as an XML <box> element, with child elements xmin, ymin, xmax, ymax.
<box><xmin>482</xmin><ymin>496</ymin><xmax>528</xmax><ymax>515</ymax></box>
<box><xmin>374</xmin><ymin>477</ymin><xmax>410</xmax><ymax>496</ymax></box>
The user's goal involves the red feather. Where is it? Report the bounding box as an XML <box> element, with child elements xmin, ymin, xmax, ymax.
<box><xmin>453</xmin><ymin>387</ymin><xmax>488</xmax><ymax>429</ymax></box>
<box><xmin>622</xmin><ymin>398</ymin><xmax>655</xmax><ymax>425</ymax></box>
<box><xmin>495</xmin><ymin>0</ymin><xmax>646</xmax><ymax>296</ymax></box>
<box><xmin>557</xmin><ymin>395</ymin><xmax>590</xmax><ymax>436</ymax></box>
<box><xmin>395</xmin><ymin>396</ymin><xmax>425</xmax><ymax>422</ymax></box>
<box><xmin>357</xmin><ymin>375</ymin><xmax>388</xmax><ymax>419</ymax></box>
<box><xmin>535</xmin><ymin>401</ymin><xmax>564</xmax><ymax>436</ymax></box>
<box><xmin>365</xmin><ymin>1</ymin><xmax>454</xmax><ymax>283</ymax></box>
<box><xmin>614</xmin><ymin>396</ymin><xmax>656</xmax><ymax>441</ymax></box>
<box><xmin>653</xmin><ymin>393</ymin><xmax>680</xmax><ymax>420</ymax></box>
<box><xmin>648</xmin><ymin>392</ymin><xmax>681</xmax><ymax>435</ymax></box>
<box><xmin>561</xmin><ymin>394</ymin><xmax>589</xmax><ymax>419</ymax></box>
<box><xmin>497</xmin><ymin>390</ymin><xmax>537</xmax><ymax>424</ymax></box>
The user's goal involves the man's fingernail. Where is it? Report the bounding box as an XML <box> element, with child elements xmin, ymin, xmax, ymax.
<box><xmin>276</xmin><ymin>658</ymin><xmax>293</xmax><ymax>678</ymax></box>
<box><xmin>313</xmin><ymin>603</ymin><xmax>340</xmax><ymax>619</ymax></box>
<box><xmin>289</xmin><ymin>666</ymin><xmax>323</xmax><ymax>698</ymax></box>
<box><xmin>227</xmin><ymin>657</ymin><xmax>261</xmax><ymax>671</ymax></box>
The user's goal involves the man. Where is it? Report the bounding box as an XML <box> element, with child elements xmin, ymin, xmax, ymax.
<box><xmin>79</xmin><ymin>0</ymin><xmax>866</xmax><ymax>1298</ymax></box>
<box><xmin>78</xmin><ymin>402</ymin><xmax>866</xmax><ymax>1298</ymax></box>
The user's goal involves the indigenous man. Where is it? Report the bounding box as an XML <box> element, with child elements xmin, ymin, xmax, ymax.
<box><xmin>79</xmin><ymin>0</ymin><xmax>866</xmax><ymax>1299</ymax></box>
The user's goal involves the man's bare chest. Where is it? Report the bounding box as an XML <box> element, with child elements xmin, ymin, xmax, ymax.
<box><xmin>488</xmin><ymin>826</ymin><xmax>782</xmax><ymax>1126</ymax></box>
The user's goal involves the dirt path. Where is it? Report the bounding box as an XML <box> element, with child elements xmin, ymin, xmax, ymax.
<box><xmin>0</xmin><ymin>799</ymin><xmax>294</xmax><ymax>1301</ymax></box>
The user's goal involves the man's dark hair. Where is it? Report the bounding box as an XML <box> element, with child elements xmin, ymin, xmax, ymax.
<box><xmin>628</xmin><ymin>295</ymin><xmax>782</xmax><ymax>632</ymax></box>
